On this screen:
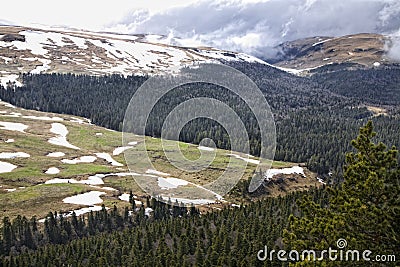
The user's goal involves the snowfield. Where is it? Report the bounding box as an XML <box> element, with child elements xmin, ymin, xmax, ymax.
<box><xmin>46</xmin><ymin>152</ymin><xmax>65</xmax><ymax>157</ymax></box>
<box><xmin>265</xmin><ymin>166</ymin><xmax>305</xmax><ymax>180</ymax></box>
<box><xmin>0</xmin><ymin>121</ymin><xmax>28</xmax><ymax>132</ymax></box>
<box><xmin>0</xmin><ymin>152</ymin><xmax>30</xmax><ymax>159</ymax></box>
<box><xmin>0</xmin><ymin>161</ymin><xmax>17</xmax><ymax>173</ymax></box>
<box><xmin>113</xmin><ymin>146</ymin><xmax>134</xmax><ymax>156</ymax></box>
<box><xmin>227</xmin><ymin>153</ymin><xmax>260</xmax><ymax>165</ymax></box>
<box><xmin>62</xmin><ymin>191</ymin><xmax>105</xmax><ymax>205</ymax></box>
<box><xmin>95</xmin><ymin>153</ymin><xmax>123</xmax><ymax>166</ymax></box>
<box><xmin>0</xmin><ymin>25</ymin><xmax>274</xmax><ymax>84</ymax></box>
<box><xmin>198</xmin><ymin>146</ymin><xmax>215</xmax><ymax>151</ymax></box>
<box><xmin>158</xmin><ymin>177</ymin><xmax>189</xmax><ymax>189</ymax></box>
<box><xmin>61</xmin><ymin>155</ymin><xmax>97</xmax><ymax>164</ymax></box>
<box><xmin>48</xmin><ymin>123</ymin><xmax>80</xmax><ymax>149</ymax></box>
<box><xmin>44</xmin><ymin>167</ymin><xmax>60</xmax><ymax>174</ymax></box>
<box><xmin>146</xmin><ymin>169</ymin><xmax>170</xmax><ymax>176</ymax></box>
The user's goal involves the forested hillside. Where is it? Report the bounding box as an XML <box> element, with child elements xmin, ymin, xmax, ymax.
<box><xmin>1</xmin><ymin>62</ymin><xmax>399</xmax><ymax>178</ymax></box>
<box><xmin>1</xmin><ymin>123</ymin><xmax>398</xmax><ymax>266</ymax></box>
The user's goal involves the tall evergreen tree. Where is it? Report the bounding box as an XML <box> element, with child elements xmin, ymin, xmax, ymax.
<box><xmin>284</xmin><ymin>121</ymin><xmax>400</xmax><ymax>266</ymax></box>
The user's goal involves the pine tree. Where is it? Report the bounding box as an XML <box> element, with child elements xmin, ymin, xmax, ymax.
<box><xmin>283</xmin><ymin>121</ymin><xmax>400</xmax><ymax>265</ymax></box>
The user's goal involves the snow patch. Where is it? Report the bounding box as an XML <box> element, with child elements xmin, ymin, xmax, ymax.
<box><xmin>68</xmin><ymin>206</ymin><xmax>104</xmax><ymax>216</ymax></box>
<box><xmin>61</xmin><ymin>156</ymin><xmax>96</xmax><ymax>164</ymax></box>
<box><xmin>0</xmin><ymin>152</ymin><xmax>30</xmax><ymax>159</ymax></box>
<box><xmin>0</xmin><ymin>74</ymin><xmax>22</xmax><ymax>87</ymax></box>
<box><xmin>158</xmin><ymin>177</ymin><xmax>189</xmax><ymax>189</ymax></box>
<box><xmin>146</xmin><ymin>169</ymin><xmax>170</xmax><ymax>176</ymax></box>
<box><xmin>46</xmin><ymin>152</ymin><xmax>65</xmax><ymax>157</ymax></box>
<box><xmin>63</xmin><ymin>191</ymin><xmax>105</xmax><ymax>205</ymax></box>
<box><xmin>48</xmin><ymin>123</ymin><xmax>80</xmax><ymax>150</ymax></box>
<box><xmin>5</xmin><ymin>188</ymin><xmax>16</xmax><ymax>192</ymax></box>
<box><xmin>265</xmin><ymin>166</ymin><xmax>305</xmax><ymax>180</ymax></box>
<box><xmin>113</xmin><ymin>146</ymin><xmax>133</xmax><ymax>156</ymax></box>
<box><xmin>0</xmin><ymin>161</ymin><xmax>17</xmax><ymax>173</ymax></box>
<box><xmin>198</xmin><ymin>146</ymin><xmax>215</xmax><ymax>151</ymax></box>
<box><xmin>145</xmin><ymin>207</ymin><xmax>153</xmax><ymax>216</ymax></box>
<box><xmin>227</xmin><ymin>153</ymin><xmax>260</xmax><ymax>165</ymax></box>
<box><xmin>45</xmin><ymin>167</ymin><xmax>60</xmax><ymax>174</ymax></box>
<box><xmin>22</xmin><ymin>115</ymin><xmax>63</xmax><ymax>121</ymax></box>
<box><xmin>167</xmin><ymin>197</ymin><xmax>218</xmax><ymax>205</ymax></box>
<box><xmin>0</xmin><ymin>121</ymin><xmax>28</xmax><ymax>132</ymax></box>
<box><xmin>95</xmin><ymin>153</ymin><xmax>123</xmax><ymax>166</ymax></box>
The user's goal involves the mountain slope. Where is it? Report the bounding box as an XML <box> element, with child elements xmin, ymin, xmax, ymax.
<box><xmin>0</xmin><ymin>100</ymin><xmax>319</xmax><ymax>220</ymax></box>
<box><xmin>270</xmin><ymin>33</ymin><xmax>398</xmax><ymax>74</ymax></box>
<box><xmin>0</xmin><ymin>25</ymin><xmax>265</xmax><ymax>87</ymax></box>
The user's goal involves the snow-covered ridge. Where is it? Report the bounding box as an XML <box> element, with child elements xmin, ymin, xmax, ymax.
<box><xmin>0</xmin><ymin>25</ymin><xmax>270</xmax><ymax>86</ymax></box>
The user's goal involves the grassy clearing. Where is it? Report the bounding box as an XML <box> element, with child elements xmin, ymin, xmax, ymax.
<box><xmin>0</xmin><ymin>183</ymin><xmax>90</xmax><ymax>219</ymax></box>
<box><xmin>0</xmin><ymin>102</ymin><xmax>318</xmax><ymax>221</ymax></box>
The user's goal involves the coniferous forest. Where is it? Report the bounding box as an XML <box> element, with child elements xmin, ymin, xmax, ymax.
<box><xmin>0</xmin><ymin>123</ymin><xmax>399</xmax><ymax>266</ymax></box>
<box><xmin>0</xmin><ymin>61</ymin><xmax>399</xmax><ymax>265</ymax></box>
<box><xmin>0</xmin><ymin>62</ymin><xmax>399</xmax><ymax>180</ymax></box>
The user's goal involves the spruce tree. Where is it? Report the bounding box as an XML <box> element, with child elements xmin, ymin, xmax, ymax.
<box><xmin>283</xmin><ymin>121</ymin><xmax>399</xmax><ymax>266</ymax></box>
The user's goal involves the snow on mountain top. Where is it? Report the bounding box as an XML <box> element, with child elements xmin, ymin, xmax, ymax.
<box><xmin>0</xmin><ymin>25</ymin><xmax>273</xmax><ymax>86</ymax></box>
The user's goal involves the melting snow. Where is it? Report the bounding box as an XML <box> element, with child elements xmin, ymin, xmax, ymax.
<box><xmin>5</xmin><ymin>139</ymin><xmax>14</xmax><ymax>143</ymax></box>
<box><xmin>95</xmin><ymin>153</ymin><xmax>123</xmax><ymax>166</ymax></box>
<box><xmin>145</xmin><ymin>207</ymin><xmax>153</xmax><ymax>216</ymax></box>
<box><xmin>0</xmin><ymin>74</ymin><xmax>22</xmax><ymax>88</ymax></box>
<box><xmin>118</xmin><ymin>193</ymin><xmax>129</xmax><ymax>201</ymax></box>
<box><xmin>0</xmin><ymin>161</ymin><xmax>17</xmax><ymax>173</ymax></box>
<box><xmin>158</xmin><ymin>177</ymin><xmax>189</xmax><ymax>189</ymax></box>
<box><xmin>0</xmin><ymin>121</ymin><xmax>28</xmax><ymax>132</ymax></box>
<box><xmin>22</xmin><ymin>115</ymin><xmax>63</xmax><ymax>121</ymax></box>
<box><xmin>46</xmin><ymin>152</ymin><xmax>65</xmax><ymax>157</ymax></box>
<box><xmin>198</xmin><ymin>146</ymin><xmax>215</xmax><ymax>151</ymax></box>
<box><xmin>113</xmin><ymin>146</ymin><xmax>133</xmax><ymax>156</ymax></box>
<box><xmin>167</xmin><ymin>197</ymin><xmax>218</xmax><ymax>205</ymax></box>
<box><xmin>67</xmin><ymin>206</ymin><xmax>103</xmax><ymax>216</ymax></box>
<box><xmin>227</xmin><ymin>153</ymin><xmax>260</xmax><ymax>165</ymax></box>
<box><xmin>48</xmin><ymin>123</ymin><xmax>80</xmax><ymax>150</ymax></box>
<box><xmin>373</xmin><ymin>62</ymin><xmax>381</xmax><ymax>67</ymax></box>
<box><xmin>63</xmin><ymin>191</ymin><xmax>105</xmax><ymax>205</ymax></box>
<box><xmin>146</xmin><ymin>169</ymin><xmax>170</xmax><ymax>176</ymax></box>
<box><xmin>61</xmin><ymin>156</ymin><xmax>97</xmax><ymax>164</ymax></box>
<box><xmin>265</xmin><ymin>166</ymin><xmax>305</xmax><ymax>180</ymax></box>
<box><xmin>312</xmin><ymin>38</ymin><xmax>333</xmax><ymax>46</ymax></box>
<box><xmin>45</xmin><ymin>167</ymin><xmax>60</xmax><ymax>174</ymax></box>
<box><xmin>30</xmin><ymin>58</ymin><xmax>51</xmax><ymax>74</ymax></box>
<box><xmin>0</xmin><ymin>152</ymin><xmax>30</xmax><ymax>159</ymax></box>
<box><xmin>45</xmin><ymin>172</ymin><xmax>134</xmax><ymax>185</ymax></box>
<box><xmin>45</xmin><ymin>178</ymin><xmax>78</xmax><ymax>184</ymax></box>
<box><xmin>4</xmin><ymin>188</ymin><xmax>17</xmax><ymax>192</ymax></box>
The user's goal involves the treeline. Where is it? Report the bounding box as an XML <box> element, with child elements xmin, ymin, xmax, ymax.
<box><xmin>0</xmin><ymin>62</ymin><xmax>399</xmax><ymax>178</ymax></box>
<box><xmin>0</xmin><ymin>188</ymin><xmax>328</xmax><ymax>266</ymax></box>
<box><xmin>0</xmin><ymin>194</ymin><xmax>199</xmax><ymax>257</ymax></box>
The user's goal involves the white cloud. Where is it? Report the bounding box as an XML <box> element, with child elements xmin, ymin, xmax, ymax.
<box><xmin>106</xmin><ymin>0</ymin><xmax>400</xmax><ymax>58</ymax></box>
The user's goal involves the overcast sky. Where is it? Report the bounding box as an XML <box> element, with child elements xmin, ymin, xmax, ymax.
<box><xmin>1</xmin><ymin>0</ymin><xmax>400</xmax><ymax>58</ymax></box>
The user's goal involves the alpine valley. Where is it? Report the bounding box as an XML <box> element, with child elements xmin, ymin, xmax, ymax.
<box><xmin>0</xmin><ymin>24</ymin><xmax>399</xmax><ymax>266</ymax></box>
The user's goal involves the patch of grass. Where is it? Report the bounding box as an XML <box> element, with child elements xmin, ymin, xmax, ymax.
<box><xmin>0</xmin><ymin>183</ymin><xmax>89</xmax><ymax>219</ymax></box>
